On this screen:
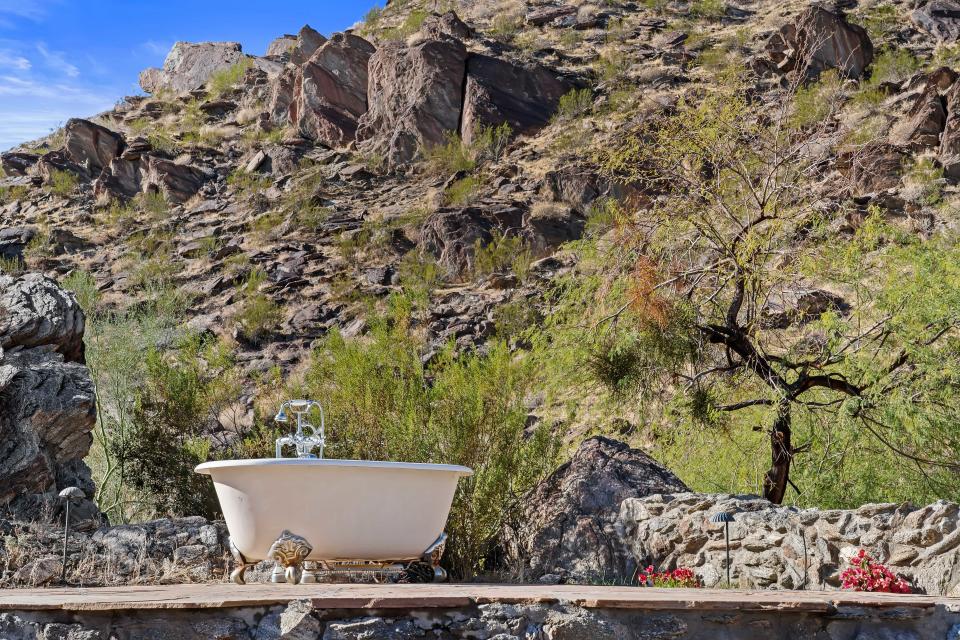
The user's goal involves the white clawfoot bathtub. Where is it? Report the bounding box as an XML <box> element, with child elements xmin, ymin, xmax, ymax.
<box><xmin>195</xmin><ymin>458</ymin><xmax>472</xmax><ymax>582</ymax></box>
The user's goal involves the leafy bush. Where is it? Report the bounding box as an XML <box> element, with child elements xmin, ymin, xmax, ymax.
<box><xmin>555</xmin><ymin>88</ymin><xmax>594</xmax><ymax>121</ymax></box>
<box><xmin>471</xmin><ymin>123</ymin><xmax>513</xmax><ymax>164</ymax></box>
<box><xmin>444</xmin><ymin>176</ymin><xmax>481</xmax><ymax>205</ymax></box>
<box><xmin>690</xmin><ymin>0</ymin><xmax>725</xmax><ymax>19</ymax></box>
<box><xmin>472</xmin><ymin>230</ymin><xmax>532</xmax><ymax>280</ymax></box>
<box><xmin>0</xmin><ymin>184</ymin><xmax>29</xmax><ymax>204</ymax></box>
<box><xmin>234</xmin><ymin>267</ymin><xmax>282</xmax><ymax>345</ymax></box>
<box><xmin>300</xmin><ymin>303</ymin><xmax>557</xmax><ymax>578</ymax></box>
<box><xmin>425</xmin><ymin>133</ymin><xmax>476</xmax><ymax>176</ymax></box>
<box><xmin>207</xmin><ymin>57</ymin><xmax>252</xmax><ymax>97</ymax></box>
<box><xmin>46</xmin><ymin>169</ymin><xmax>79</xmax><ymax>197</ymax></box>
<box><xmin>490</xmin><ymin>13</ymin><xmax>522</xmax><ymax>42</ymax></box>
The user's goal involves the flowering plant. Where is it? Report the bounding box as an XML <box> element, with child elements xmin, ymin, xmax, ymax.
<box><xmin>839</xmin><ymin>549</ymin><xmax>911</xmax><ymax>594</ymax></box>
<box><xmin>636</xmin><ymin>565</ymin><xmax>701</xmax><ymax>588</ymax></box>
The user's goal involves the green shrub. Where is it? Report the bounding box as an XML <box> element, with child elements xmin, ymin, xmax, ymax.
<box><xmin>473</xmin><ymin>230</ymin><xmax>532</xmax><ymax>279</ymax></box>
<box><xmin>207</xmin><ymin>58</ymin><xmax>252</xmax><ymax>97</ymax></box>
<box><xmin>0</xmin><ymin>184</ymin><xmax>29</xmax><ymax>204</ymax></box>
<box><xmin>690</xmin><ymin>0</ymin><xmax>725</xmax><ymax>19</ymax></box>
<box><xmin>234</xmin><ymin>268</ymin><xmax>282</xmax><ymax>344</ymax></box>
<box><xmin>46</xmin><ymin>169</ymin><xmax>79</xmax><ymax>197</ymax></box>
<box><xmin>424</xmin><ymin>133</ymin><xmax>476</xmax><ymax>176</ymax></box>
<box><xmin>0</xmin><ymin>256</ymin><xmax>24</xmax><ymax>275</ymax></box>
<box><xmin>381</xmin><ymin>9</ymin><xmax>428</xmax><ymax>40</ymax></box>
<box><xmin>445</xmin><ymin>176</ymin><xmax>481</xmax><ymax>205</ymax></box>
<box><xmin>62</xmin><ymin>270</ymin><xmax>100</xmax><ymax>313</ymax></box>
<box><xmin>301</xmin><ymin>304</ymin><xmax>557</xmax><ymax>578</ymax></box>
<box><xmin>137</xmin><ymin>191</ymin><xmax>169</xmax><ymax>220</ymax></box>
<box><xmin>490</xmin><ymin>13</ymin><xmax>522</xmax><ymax>42</ymax></box>
<box><xmin>555</xmin><ymin>88</ymin><xmax>594</xmax><ymax>121</ymax></box>
<box><xmin>470</xmin><ymin>123</ymin><xmax>513</xmax><ymax>164</ymax></box>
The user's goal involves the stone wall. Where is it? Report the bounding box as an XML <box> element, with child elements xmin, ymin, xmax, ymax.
<box><xmin>3</xmin><ymin>596</ymin><xmax>960</xmax><ymax>640</ymax></box>
<box><xmin>616</xmin><ymin>493</ymin><xmax>960</xmax><ymax>596</ymax></box>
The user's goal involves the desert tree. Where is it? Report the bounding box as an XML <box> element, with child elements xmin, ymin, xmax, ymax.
<box><xmin>577</xmin><ymin>63</ymin><xmax>960</xmax><ymax>504</ymax></box>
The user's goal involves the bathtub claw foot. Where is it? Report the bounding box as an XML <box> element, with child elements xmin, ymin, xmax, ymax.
<box><xmin>268</xmin><ymin>530</ymin><xmax>313</xmax><ymax>586</ymax></box>
<box><xmin>229</xmin><ymin>539</ymin><xmax>254</xmax><ymax>585</ymax></box>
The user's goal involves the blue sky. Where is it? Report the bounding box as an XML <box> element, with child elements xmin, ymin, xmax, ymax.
<box><xmin>0</xmin><ymin>1</ymin><xmax>374</xmax><ymax>151</ymax></box>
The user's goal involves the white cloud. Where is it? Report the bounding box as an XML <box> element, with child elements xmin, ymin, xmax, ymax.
<box><xmin>0</xmin><ymin>49</ymin><xmax>29</xmax><ymax>70</ymax></box>
<box><xmin>0</xmin><ymin>0</ymin><xmax>56</xmax><ymax>22</ymax></box>
<box><xmin>141</xmin><ymin>40</ymin><xmax>172</xmax><ymax>57</ymax></box>
<box><xmin>36</xmin><ymin>41</ymin><xmax>78</xmax><ymax>77</ymax></box>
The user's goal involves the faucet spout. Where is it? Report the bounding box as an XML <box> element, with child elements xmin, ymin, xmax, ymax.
<box><xmin>274</xmin><ymin>400</ymin><xmax>326</xmax><ymax>459</ymax></box>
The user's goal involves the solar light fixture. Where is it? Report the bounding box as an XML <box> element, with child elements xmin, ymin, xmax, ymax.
<box><xmin>710</xmin><ymin>511</ymin><xmax>736</xmax><ymax>587</ymax></box>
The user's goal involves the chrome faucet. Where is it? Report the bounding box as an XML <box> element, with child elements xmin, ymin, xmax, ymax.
<box><xmin>274</xmin><ymin>399</ymin><xmax>326</xmax><ymax>459</ymax></box>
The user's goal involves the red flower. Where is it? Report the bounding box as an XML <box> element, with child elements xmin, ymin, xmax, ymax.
<box><xmin>839</xmin><ymin>549</ymin><xmax>911</xmax><ymax>594</ymax></box>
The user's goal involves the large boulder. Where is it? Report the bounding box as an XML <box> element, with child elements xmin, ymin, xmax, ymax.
<box><xmin>0</xmin><ymin>272</ymin><xmax>85</xmax><ymax>361</ymax></box>
<box><xmin>0</xmin><ymin>273</ymin><xmax>98</xmax><ymax>522</ymax></box>
<box><xmin>63</xmin><ymin>118</ymin><xmax>124</xmax><ymax>174</ymax></box>
<box><xmin>0</xmin><ymin>151</ymin><xmax>39</xmax><ymax>177</ymax></box>
<box><xmin>140</xmin><ymin>41</ymin><xmax>246</xmax><ymax>94</ymax></box>
<box><xmin>941</xmin><ymin>81</ymin><xmax>960</xmax><ymax>178</ymax></box>
<box><xmin>291</xmin><ymin>33</ymin><xmax>376</xmax><ymax>146</ymax></box>
<box><xmin>421</xmin><ymin>204</ymin><xmax>525</xmax><ymax>276</ymax></box>
<box><xmin>460</xmin><ymin>55</ymin><xmax>575</xmax><ymax>146</ymax></box>
<box><xmin>502</xmin><ymin>436</ymin><xmax>689</xmax><ymax>582</ymax></box>
<box><xmin>912</xmin><ymin>0</ymin><xmax>960</xmax><ymax>44</ymax></box>
<box><xmin>892</xmin><ymin>68</ymin><xmax>957</xmax><ymax>149</ymax></box>
<box><xmin>356</xmin><ymin>38</ymin><xmax>468</xmax><ymax>169</ymax></box>
<box><xmin>266</xmin><ymin>34</ymin><xmax>297</xmax><ymax>58</ymax></box>
<box><xmin>289</xmin><ymin>25</ymin><xmax>327</xmax><ymax>66</ymax></box>
<box><xmin>765</xmin><ymin>6</ymin><xmax>873</xmax><ymax>79</ymax></box>
<box><xmin>141</xmin><ymin>156</ymin><xmax>210</xmax><ymax>204</ymax></box>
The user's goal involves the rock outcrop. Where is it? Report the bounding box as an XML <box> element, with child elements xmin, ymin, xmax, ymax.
<box><xmin>291</xmin><ymin>33</ymin><xmax>375</xmax><ymax>146</ymax></box>
<box><xmin>356</xmin><ymin>38</ymin><xmax>468</xmax><ymax>169</ymax></box>
<box><xmin>140</xmin><ymin>41</ymin><xmax>246</xmax><ymax>94</ymax></box>
<box><xmin>912</xmin><ymin>0</ymin><xmax>960</xmax><ymax>43</ymax></box>
<box><xmin>0</xmin><ymin>273</ymin><xmax>97</xmax><ymax>522</ymax></box>
<box><xmin>461</xmin><ymin>55</ymin><xmax>575</xmax><ymax>146</ymax></box>
<box><xmin>63</xmin><ymin>118</ymin><xmax>124</xmax><ymax>175</ymax></box>
<box><xmin>765</xmin><ymin>6</ymin><xmax>873</xmax><ymax>79</ymax></box>
<box><xmin>502</xmin><ymin>436</ymin><xmax>689</xmax><ymax>581</ymax></box>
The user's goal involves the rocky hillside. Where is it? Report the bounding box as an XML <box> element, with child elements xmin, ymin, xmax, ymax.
<box><xmin>4</xmin><ymin>0</ymin><xmax>960</xmax><ymax>560</ymax></box>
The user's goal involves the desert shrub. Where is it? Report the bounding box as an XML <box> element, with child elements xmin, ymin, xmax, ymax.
<box><xmin>207</xmin><ymin>57</ymin><xmax>252</xmax><ymax>97</ymax></box>
<box><xmin>301</xmin><ymin>302</ymin><xmax>557</xmax><ymax>578</ymax></box>
<box><xmin>398</xmin><ymin>250</ymin><xmax>442</xmax><ymax>307</ymax></box>
<box><xmin>381</xmin><ymin>9</ymin><xmax>428</xmax><ymax>40</ymax></box>
<box><xmin>444</xmin><ymin>175</ymin><xmax>481</xmax><ymax>205</ymax></box>
<box><xmin>137</xmin><ymin>191</ymin><xmax>169</xmax><ymax>219</ymax></box>
<box><xmin>471</xmin><ymin>123</ymin><xmax>513</xmax><ymax>164</ymax></box>
<box><xmin>234</xmin><ymin>267</ymin><xmax>282</xmax><ymax>344</ymax></box>
<box><xmin>555</xmin><ymin>88</ymin><xmax>594</xmax><ymax>121</ymax></box>
<box><xmin>62</xmin><ymin>270</ymin><xmax>100</xmax><ymax>313</ymax></box>
<box><xmin>122</xmin><ymin>335</ymin><xmax>243</xmax><ymax>519</ymax></box>
<box><xmin>690</xmin><ymin>0</ymin><xmax>725</xmax><ymax>19</ymax></box>
<box><xmin>472</xmin><ymin>230</ymin><xmax>531</xmax><ymax>279</ymax></box>
<box><xmin>490</xmin><ymin>13</ymin><xmax>523</xmax><ymax>42</ymax></box>
<box><xmin>46</xmin><ymin>170</ymin><xmax>79</xmax><ymax>197</ymax></box>
<box><xmin>425</xmin><ymin>133</ymin><xmax>476</xmax><ymax>176</ymax></box>
<box><xmin>790</xmin><ymin>70</ymin><xmax>843</xmax><ymax>128</ymax></box>
<box><xmin>902</xmin><ymin>156</ymin><xmax>945</xmax><ymax>206</ymax></box>
<box><xmin>0</xmin><ymin>184</ymin><xmax>29</xmax><ymax>204</ymax></box>
<box><xmin>0</xmin><ymin>256</ymin><xmax>24</xmax><ymax>275</ymax></box>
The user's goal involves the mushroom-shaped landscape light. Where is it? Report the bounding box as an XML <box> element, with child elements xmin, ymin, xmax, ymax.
<box><xmin>710</xmin><ymin>511</ymin><xmax>736</xmax><ymax>587</ymax></box>
<box><xmin>58</xmin><ymin>486</ymin><xmax>86</xmax><ymax>582</ymax></box>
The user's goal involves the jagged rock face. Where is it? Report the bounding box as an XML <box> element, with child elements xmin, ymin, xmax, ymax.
<box><xmin>0</xmin><ymin>152</ymin><xmax>39</xmax><ymax>177</ymax></box>
<box><xmin>141</xmin><ymin>156</ymin><xmax>211</xmax><ymax>204</ymax></box>
<box><xmin>895</xmin><ymin>68</ymin><xmax>957</xmax><ymax>149</ymax></box>
<box><xmin>461</xmin><ymin>55</ymin><xmax>575</xmax><ymax>146</ymax></box>
<box><xmin>0</xmin><ymin>274</ymin><xmax>97</xmax><ymax>521</ymax></box>
<box><xmin>266</xmin><ymin>34</ymin><xmax>297</xmax><ymax>58</ymax></box>
<box><xmin>356</xmin><ymin>38</ymin><xmax>468</xmax><ymax>169</ymax></box>
<box><xmin>420</xmin><ymin>10</ymin><xmax>474</xmax><ymax>40</ymax></box>
<box><xmin>63</xmin><ymin>118</ymin><xmax>124</xmax><ymax>174</ymax></box>
<box><xmin>618</xmin><ymin>493</ymin><xmax>960</xmax><ymax>595</ymax></box>
<box><xmin>292</xmin><ymin>33</ymin><xmax>376</xmax><ymax>146</ymax></box>
<box><xmin>502</xmin><ymin>436</ymin><xmax>689</xmax><ymax>581</ymax></box>
<box><xmin>0</xmin><ymin>273</ymin><xmax>85</xmax><ymax>361</ymax></box>
<box><xmin>766</xmin><ymin>6</ymin><xmax>873</xmax><ymax>79</ymax></box>
<box><xmin>139</xmin><ymin>41</ymin><xmax>246</xmax><ymax>94</ymax></box>
<box><xmin>289</xmin><ymin>24</ymin><xmax>327</xmax><ymax>66</ymax></box>
<box><xmin>912</xmin><ymin>0</ymin><xmax>960</xmax><ymax>43</ymax></box>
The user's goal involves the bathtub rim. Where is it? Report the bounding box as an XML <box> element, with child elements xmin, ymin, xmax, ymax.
<box><xmin>194</xmin><ymin>458</ymin><xmax>473</xmax><ymax>476</ymax></box>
